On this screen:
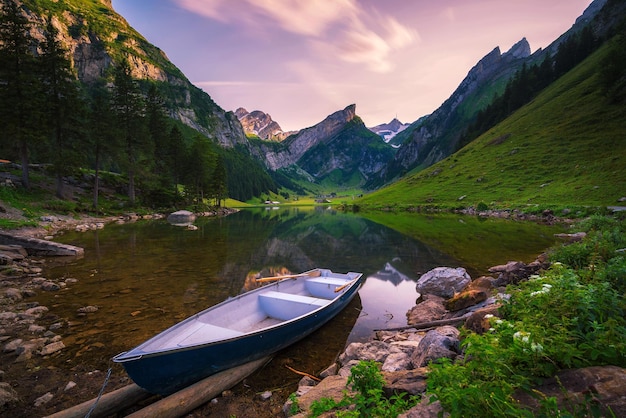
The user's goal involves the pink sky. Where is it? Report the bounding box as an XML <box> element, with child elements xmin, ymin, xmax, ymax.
<box><xmin>111</xmin><ymin>0</ymin><xmax>594</xmax><ymax>131</ymax></box>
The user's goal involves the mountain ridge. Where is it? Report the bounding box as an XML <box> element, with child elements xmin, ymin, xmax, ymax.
<box><xmin>234</xmin><ymin>107</ymin><xmax>296</xmax><ymax>141</ymax></box>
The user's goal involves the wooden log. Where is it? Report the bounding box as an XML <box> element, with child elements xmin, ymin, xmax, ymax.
<box><xmin>126</xmin><ymin>356</ymin><xmax>272</xmax><ymax>418</ymax></box>
<box><xmin>45</xmin><ymin>383</ymin><xmax>152</xmax><ymax>418</ymax></box>
<box><xmin>374</xmin><ymin>313</ymin><xmax>472</xmax><ymax>332</ymax></box>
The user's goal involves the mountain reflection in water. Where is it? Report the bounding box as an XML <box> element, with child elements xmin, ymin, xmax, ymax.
<box><xmin>41</xmin><ymin>207</ymin><xmax>562</xmax><ymax>373</ymax></box>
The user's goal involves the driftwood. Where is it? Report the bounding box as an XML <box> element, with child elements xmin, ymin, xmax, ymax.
<box><xmin>126</xmin><ymin>356</ymin><xmax>272</xmax><ymax>418</ymax></box>
<box><xmin>45</xmin><ymin>383</ymin><xmax>152</xmax><ymax>418</ymax></box>
<box><xmin>374</xmin><ymin>313</ymin><xmax>472</xmax><ymax>332</ymax></box>
<box><xmin>285</xmin><ymin>365</ymin><xmax>321</xmax><ymax>382</ymax></box>
<box><xmin>46</xmin><ymin>357</ymin><xmax>271</xmax><ymax>418</ymax></box>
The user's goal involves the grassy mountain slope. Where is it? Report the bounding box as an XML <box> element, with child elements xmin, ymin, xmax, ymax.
<box><xmin>357</xmin><ymin>39</ymin><xmax>626</xmax><ymax>210</ymax></box>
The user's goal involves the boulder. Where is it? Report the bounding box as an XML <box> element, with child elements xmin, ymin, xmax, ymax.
<box><xmin>382</xmin><ymin>368</ymin><xmax>429</xmax><ymax>396</ymax></box>
<box><xmin>399</xmin><ymin>398</ymin><xmax>448</xmax><ymax>418</ymax></box>
<box><xmin>0</xmin><ymin>382</ymin><xmax>19</xmax><ymax>408</ymax></box>
<box><xmin>416</xmin><ymin>267</ymin><xmax>471</xmax><ymax>299</ymax></box>
<box><xmin>339</xmin><ymin>341</ymin><xmax>395</xmax><ymax>365</ymax></box>
<box><xmin>284</xmin><ymin>375</ymin><xmax>351</xmax><ymax>417</ymax></box>
<box><xmin>513</xmin><ymin>366</ymin><xmax>626</xmax><ymax>417</ymax></box>
<box><xmin>445</xmin><ymin>289</ymin><xmax>489</xmax><ymax>311</ymax></box>
<box><xmin>464</xmin><ymin>305</ymin><xmax>501</xmax><ymax>334</ymax></box>
<box><xmin>489</xmin><ymin>260</ymin><xmax>546</xmax><ymax>286</ymax></box>
<box><xmin>167</xmin><ymin>210</ymin><xmax>196</xmax><ymax>225</ymax></box>
<box><xmin>411</xmin><ymin>326</ymin><xmax>460</xmax><ymax>368</ymax></box>
<box><xmin>406</xmin><ymin>294</ymin><xmax>447</xmax><ymax>326</ymax></box>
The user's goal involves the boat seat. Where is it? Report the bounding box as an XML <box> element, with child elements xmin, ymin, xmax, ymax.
<box><xmin>305</xmin><ymin>277</ymin><xmax>351</xmax><ymax>299</ymax></box>
<box><xmin>176</xmin><ymin>322</ymin><xmax>244</xmax><ymax>347</ymax></box>
<box><xmin>259</xmin><ymin>291</ymin><xmax>327</xmax><ymax>321</ymax></box>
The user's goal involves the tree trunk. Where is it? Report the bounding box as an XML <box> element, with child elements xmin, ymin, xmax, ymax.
<box><xmin>20</xmin><ymin>141</ymin><xmax>29</xmax><ymax>189</ymax></box>
<box><xmin>55</xmin><ymin>173</ymin><xmax>64</xmax><ymax>199</ymax></box>
<box><xmin>128</xmin><ymin>168</ymin><xmax>135</xmax><ymax>205</ymax></box>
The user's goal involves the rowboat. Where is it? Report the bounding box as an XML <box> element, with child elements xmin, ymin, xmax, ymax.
<box><xmin>112</xmin><ymin>268</ymin><xmax>363</xmax><ymax>395</ymax></box>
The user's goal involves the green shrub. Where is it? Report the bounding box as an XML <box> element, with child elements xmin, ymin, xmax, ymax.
<box><xmin>427</xmin><ymin>217</ymin><xmax>626</xmax><ymax>417</ymax></box>
<box><xmin>308</xmin><ymin>360</ymin><xmax>418</xmax><ymax>417</ymax></box>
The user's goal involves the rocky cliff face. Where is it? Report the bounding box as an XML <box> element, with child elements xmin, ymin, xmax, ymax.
<box><xmin>234</xmin><ymin>108</ymin><xmax>296</xmax><ymax>141</ymax></box>
<box><xmin>20</xmin><ymin>0</ymin><xmax>246</xmax><ymax>149</ymax></box>
<box><xmin>255</xmin><ymin>104</ymin><xmax>358</xmax><ymax>171</ymax></box>
<box><xmin>246</xmin><ymin>104</ymin><xmax>394</xmax><ymax>184</ymax></box>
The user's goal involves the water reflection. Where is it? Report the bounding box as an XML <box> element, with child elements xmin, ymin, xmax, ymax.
<box><xmin>40</xmin><ymin>207</ymin><xmax>562</xmax><ymax>372</ymax></box>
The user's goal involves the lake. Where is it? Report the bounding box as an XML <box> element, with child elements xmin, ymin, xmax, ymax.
<box><xmin>39</xmin><ymin>207</ymin><xmax>564</xmax><ymax>386</ymax></box>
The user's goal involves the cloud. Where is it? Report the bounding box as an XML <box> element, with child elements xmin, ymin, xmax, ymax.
<box><xmin>174</xmin><ymin>0</ymin><xmax>418</xmax><ymax>72</ymax></box>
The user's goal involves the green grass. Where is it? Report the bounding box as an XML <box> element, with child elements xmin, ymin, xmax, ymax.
<box><xmin>357</xmin><ymin>41</ymin><xmax>626</xmax><ymax>210</ymax></box>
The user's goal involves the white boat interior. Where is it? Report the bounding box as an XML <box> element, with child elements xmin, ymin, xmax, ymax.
<box><xmin>135</xmin><ymin>269</ymin><xmax>360</xmax><ymax>353</ymax></box>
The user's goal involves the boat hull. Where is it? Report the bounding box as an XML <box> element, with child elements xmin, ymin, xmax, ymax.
<box><xmin>113</xmin><ymin>271</ymin><xmax>362</xmax><ymax>395</ymax></box>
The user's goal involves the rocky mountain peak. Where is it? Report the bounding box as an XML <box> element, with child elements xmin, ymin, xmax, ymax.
<box><xmin>504</xmin><ymin>37</ymin><xmax>531</xmax><ymax>59</ymax></box>
<box><xmin>251</xmin><ymin>104</ymin><xmax>361</xmax><ymax>171</ymax></box>
<box><xmin>234</xmin><ymin>107</ymin><xmax>293</xmax><ymax>141</ymax></box>
<box><xmin>369</xmin><ymin>118</ymin><xmax>410</xmax><ymax>144</ymax></box>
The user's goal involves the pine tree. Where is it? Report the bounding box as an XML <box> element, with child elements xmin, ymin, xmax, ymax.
<box><xmin>111</xmin><ymin>58</ymin><xmax>147</xmax><ymax>206</ymax></box>
<box><xmin>87</xmin><ymin>81</ymin><xmax>117</xmax><ymax>210</ymax></box>
<box><xmin>39</xmin><ymin>16</ymin><xmax>85</xmax><ymax>199</ymax></box>
<box><xmin>167</xmin><ymin>124</ymin><xmax>187</xmax><ymax>198</ymax></box>
<box><xmin>0</xmin><ymin>1</ymin><xmax>43</xmax><ymax>189</ymax></box>
<box><xmin>210</xmin><ymin>155</ymin><xmax>227</xmax><ymax>207</ymax></box>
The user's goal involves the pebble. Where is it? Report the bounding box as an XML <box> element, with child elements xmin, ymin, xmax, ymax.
<box><xmin>64</xmin><ymin>381</ymin><xmax>77</xmax><ymax>391</ymax></box>
<box><xmin>39</xmin><ymin>341</ymin><xmax>65</xmax><ymax>356</ymax></box>
<box><xmin>33</xmin><ymin>392</ymin><xmax>53</xmax><ymax>407</ymax></box>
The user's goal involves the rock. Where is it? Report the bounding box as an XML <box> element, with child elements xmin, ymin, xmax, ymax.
<box><xmin>339</xmin><ymin>341</ymin><xmax>396</xmax><ymax>365</ymax></box>
<box><xmin>34</xmin><ymin>391</ymin><xmax>53</xmax><ymax>407</ymax></box>
<box><xmin>39</xmin><ymin>341</ymin><xmax>65</xmax><ymax>356</ymax></box>
<box><xmin>77</xmin><ymin>305</ymin><xmax>98</xmax><ymax>313</ymax></box>
<box><xmin>0</xmin><ymin>382</ymin><xmax>19</xmax><ymax>408</ymax></box>
<box><xmin>411</xmin><ymin>326</ymin><xmax>460</xmax><ymax>368</ymax></box>
<box><xmin>64</xmin><ymin>381</ymin><xmax>77</xmax><ymax>391</ymax></box>
<box><xmin>399</xmin><ymin>398</ymin><xmax>448</xmax><ymax>418</ymax></box>
<box><xmin>383</xmin><ymin>368</ymin><xmax>429</xmax><ymax>396</ymax></box>
<box><xmin>285</xmin><ymin>375</ymin><xmax>351</xmax><ymax>417</ymax></box>
<box><xmin>319</xmin><ymin>363</ymin><xmax>338</xmax><ymax>378</ymax></box>
<box><xmin>464</xmin><ymin>305</ymin><xmax>501</xmax><ymax>334</ymax></box>
<box><xmin>24</xmin><ymin>306</ymin><xmax>48</xmax><ymax>317</ymax></box>
<box><xmin>445</xmin><ymin>289</ymin><xmax>489</xmax><ymax>311</ymax></box>
<box><xmin>40</xmin><ymin>281</ymin><xmax>60</xmax><ymax>291</ymax></box>
<box><xmin>259</xmin><ymin>390</ymin><xmax>272</xmax><ymax>400</ymax></box>
<box><xmin>406</xmin><ymin>294</ymin><xmax>447</xmax><ymax>326</ymax></box>
<box><xmin>554</xmin><ymin>232</ymin><xmax>587</xmax><ymax>243</ymax></box>
<box><xmin>0</xmin><ymin>312</ymin><xmax>17</xmax><ymax>322</ymax></box>
<box><xmin>514</xmin><ymin>366</ymin><xmax>626</xmax><ymax>417</ymax></box>
<box><xmin>382</xmin><ymin>351</ymin><xmax>412</xmax><ymax>372</ymax></box>
<box><xmin>416</xmin><ymin>267</ymin><xmax>471</xmax><ymax>299</ymax></box>
<box><xmin>3</xmin><ymin>339</ymin><xmax>23</xmax><ymax>353</ymax></box>
<box><xmin>167</xmin><ymin>210</ymin><xmax>196</xmax><ymax>225</ymax></box>
<box><xmin>28</xmin><ymin>324</ymin><xmax>46</xmax><ymax>334</ymax></box>
<box><xmin>489</xmin><ymin>261</ymin><xmax>544</xmax><ymax>286</ymax></box>
<box><xmin>4</xmin><ymin>288</ymin><xmax>22</xmax><ymax>301</ymax></box>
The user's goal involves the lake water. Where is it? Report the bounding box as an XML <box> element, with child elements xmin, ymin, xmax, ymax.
<box><xmin>39</xmin><ymin>207</ymin><xmax>564</xmax><ymax>386</ymax></box>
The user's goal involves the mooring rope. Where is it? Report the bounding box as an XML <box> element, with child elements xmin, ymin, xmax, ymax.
<box><xmin>84</xmin><ymin>366</ymin><xmax>112</xmax><ymax>418</ymax></box>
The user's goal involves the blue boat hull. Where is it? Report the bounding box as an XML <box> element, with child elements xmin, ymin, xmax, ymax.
<box><xmin>114</xmin><ymin>273</ymin><xmax>362</xmax><ymax>395</ymax></box>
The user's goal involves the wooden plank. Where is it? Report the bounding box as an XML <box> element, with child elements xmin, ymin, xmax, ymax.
<box><xmin>125</xmin><ymin>356</ymin><xmax>272</xmax><ymax>418</ymax></box>
<box><xmin>45</xmin><ymin>383</ymin><xmax>152</xmax><ymax>418</ymax></box>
